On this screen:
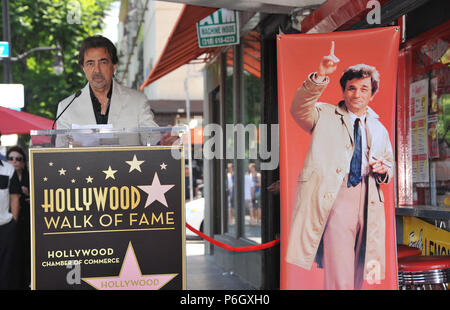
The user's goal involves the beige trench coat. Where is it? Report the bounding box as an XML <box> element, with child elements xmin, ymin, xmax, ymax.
<box><xmin>285</xmin><ymin>73</ymin><xmax>393</xmax><ymax>281</ymax></box>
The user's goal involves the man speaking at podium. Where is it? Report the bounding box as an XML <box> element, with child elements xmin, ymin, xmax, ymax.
<box><xmin>55</xmin><ymin>35</ymin><xmax>175</xmax><ymax>146</ymax></box>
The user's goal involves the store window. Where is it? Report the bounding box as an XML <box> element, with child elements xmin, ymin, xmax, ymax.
<box><xmin>242</xmin><ymin>31</ymin><xmax>262</xmax><ymax>243</ymax></box>
<box><xmin>397</xmin><ymin>23</ymin><xmax>450</xmax><ymax>207</ymax></box>
<box><xmin>224</xmin><ymin>47</ymin><xmax>236</xmax><ymax>236</ymax></box>
<box><xmin>221</xmin><ymin>32</ymin><xmax>262</xmax><ymax>243</ymax></box>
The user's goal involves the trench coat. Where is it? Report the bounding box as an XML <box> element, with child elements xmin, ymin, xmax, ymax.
<box><xmin>285</xmin><ymin>73</ymin><xmax>393</xmax><ymax>281</ymax></box>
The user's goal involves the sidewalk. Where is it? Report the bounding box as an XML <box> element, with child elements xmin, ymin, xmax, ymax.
<box><xmin>186</xmin><ymin>240</ymin><xmax>254</xmax><ymax>290</ymax></box>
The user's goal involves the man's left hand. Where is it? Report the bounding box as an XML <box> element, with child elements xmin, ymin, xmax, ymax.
<box><xmin>159</xmin><ymin>131</ymin><xmax>180</xmax><ymax>146</ymax></box>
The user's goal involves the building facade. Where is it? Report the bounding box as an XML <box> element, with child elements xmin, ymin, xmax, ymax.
<box><xmin>137</xmin><ymin>0</ymin><xmax>449</xmax><ymax>289</ymax></box>
<box><xmin>116</xmin><ymin>0</ymin><xmax>204</xmax><ymax>102</ymax></box>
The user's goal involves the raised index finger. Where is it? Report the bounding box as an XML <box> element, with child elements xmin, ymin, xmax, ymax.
<box><xmin>329</xmin><ymin>40</ymin><xmax>340</xmax><ymax>62</ymax></box>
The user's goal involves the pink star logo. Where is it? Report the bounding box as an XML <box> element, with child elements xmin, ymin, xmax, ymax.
<box><xmin>82</xmin><ymin>242</ymin><xmax>177</xmax><ymax>290</ymax></box>
<box><xmin>138</xmin><ymin>172</ymin><xmax>175</xmax><ymax>208</ymax></box>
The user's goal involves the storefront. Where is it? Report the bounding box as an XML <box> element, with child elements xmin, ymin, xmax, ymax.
<box><xmin>202</xmin><ymin>16</ymin><xmax>282</xmax><ymax>288</ymax></box>
<box><xmin>395</xmin><ymin>13</ymin><xmax>450</xmax><ymax>251</ymax></box>
<box><xmin>141</xmin><ymin>0</ymin><xmax>449</xmax><ymax>289</ymax></box>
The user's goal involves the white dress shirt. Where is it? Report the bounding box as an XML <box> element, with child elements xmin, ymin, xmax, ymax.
<box><xmin>348</xmin><ymin>111</ymin><xmax>369</xmax><ymax>176</ymax></box>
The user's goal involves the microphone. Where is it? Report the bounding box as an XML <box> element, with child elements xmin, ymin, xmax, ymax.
<box><xmin>52</xmin><ymin>90</ymin><xmax>82</xmax><ymax>129</ymax></box>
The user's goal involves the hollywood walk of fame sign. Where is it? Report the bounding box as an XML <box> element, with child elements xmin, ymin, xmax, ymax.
<box><xmin>29</xmin><ymin>146</ymin><xmax>185</xmax><ymax>290</ymax></box>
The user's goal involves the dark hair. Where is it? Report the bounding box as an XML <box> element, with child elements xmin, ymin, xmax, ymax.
<box><xmin>7</xmin><ymin>145</ymin><xmax>26</xmax><ymax>162</ymax></box>
<box><xmin>339</xmin><ymin>64</ymin><xmax>380</xmax><ymax>95</ymax></box>
<box><xmin>78</xmin><ymin>35</ymin><xmax>118</xmax><ymax>66</ymax></box>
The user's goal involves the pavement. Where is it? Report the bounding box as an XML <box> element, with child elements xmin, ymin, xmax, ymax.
<box><xmin>186</xmin><ymin>240</ymin><xmax>255</xmax><ymax>290</ymax></box>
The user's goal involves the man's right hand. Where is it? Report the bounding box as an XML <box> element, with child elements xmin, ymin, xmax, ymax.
<box><xmin>317</xmin><ymin>41</ymin><xmax>340</xmax><ymax>80</ymax></box>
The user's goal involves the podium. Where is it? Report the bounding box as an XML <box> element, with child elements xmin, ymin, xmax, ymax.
<box><xmin>29</xmin><ymin>127</ymin><xmax>187</xmax><ymax>290</ymax></box>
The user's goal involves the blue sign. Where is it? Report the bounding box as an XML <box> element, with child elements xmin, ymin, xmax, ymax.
<box><xmin>0</xmin><ymin>41</ymin><xmax>10</xmax><ymax>57</ymax></box>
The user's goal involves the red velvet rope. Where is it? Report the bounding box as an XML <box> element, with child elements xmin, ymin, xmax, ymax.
<box><xmin>186</xmin><ymin>223</ymin><xmax>280</xmax><ymax>252</ymax></box>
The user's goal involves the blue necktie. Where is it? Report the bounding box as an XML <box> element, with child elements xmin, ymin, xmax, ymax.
<box><xmin>348</xmin><ymin>118</ymin><xmax>362</xmax><ymax>187</ymax></box>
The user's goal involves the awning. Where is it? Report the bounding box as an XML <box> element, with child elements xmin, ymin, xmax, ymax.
<box><xmin>227</xmin><ymin>31</ymin><xmax>261</xmax><ymax>79</ymax></box>
<box><xmin>300</xmin><ymin>0</ymin><xmax>391</xmax><ymax>33</ymax></box>
<box><xmin>0</xmin><ymin>106</ymin><xmax>53</xmax><ymax>135</ymax></box>
<box><xmin>143</xmin><ymin>0</ymin><xmax>397</xmax><ymax>88</ymax></box>
<box><xmin>139</xmin><ymin>5</ymin><xmax>218</xmax><ymax>91</ymax></box>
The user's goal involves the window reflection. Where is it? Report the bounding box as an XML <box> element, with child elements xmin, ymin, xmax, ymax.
<box><xmin>222</xmin><ymin>32</ymin><xmax>262</xmax><ymax>243</ymax></box>
<box><xmin>243</xmin><ymin>32</ymin><xmax>262</xmax><ymax>243</ymax></box>
<box><xmin>224</xmin><ymin>47</ymin><xmax>236</xmax><ymax>236</ymax></box>
<box><xmin>398</xmin><ymin>28</ymin><xmax>450</xmax><ymax>207</ymax></box>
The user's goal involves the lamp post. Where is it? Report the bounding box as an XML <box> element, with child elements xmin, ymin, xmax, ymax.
<box><xmin>0</xmin><ymin>45</ymin><xmax>64</xmax><ymax>81</ymax></box>
<box><xmin>2</xmin><ymin>0</ymin><xmax>12</xmax><ymax>83</ymax></box>
<box><xmin>52</xmin><ymin>50</ymin><xmax>64</xmax><ymax>76</ymax></box>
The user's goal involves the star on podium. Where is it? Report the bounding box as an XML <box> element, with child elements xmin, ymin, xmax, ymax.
<box><xmin>82</xmin><ymin>242</ymin><xmax>177</xmax><ymax>290</ymax></box>
<box><xmin>103</xmin><ymin>166</ymin><xmax>118</xmax><ymax>180</ymax></box>
<box><xmin>126</xmin><ymin>154</ymin><xmax>145</xmax><ymax>173</ymax></box>
<box><xmin>138</xmin><ymin>172</ymin><xmax>174</xmax><ymax>208</ymax></box>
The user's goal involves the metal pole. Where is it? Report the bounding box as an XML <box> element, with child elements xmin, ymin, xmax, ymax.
<box><xmin>184</xmin><ymin>69</ymin><xmax>194</xmax><ymax>202</ymax></box>
<box><xmin>2</xmin><ymin>0</ymin><xmax>12</xmax><ymax>83</ymax></box>
<box><xmin>184</xmin><ymin>64</ymin><xmax>203</xmax><ymax>201</ymax></box>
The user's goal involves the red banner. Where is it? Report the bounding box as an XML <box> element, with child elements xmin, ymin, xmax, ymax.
<box><xmin>277</xmin><ymin>27</ymin><xmax>400</xmax><ymax>290</ymax></box>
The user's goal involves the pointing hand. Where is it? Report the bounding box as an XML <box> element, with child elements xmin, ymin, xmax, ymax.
<box><xmin>317</xmin><ymin>41</ymin><xmax>340</xmax><ymax>78</ymax></box>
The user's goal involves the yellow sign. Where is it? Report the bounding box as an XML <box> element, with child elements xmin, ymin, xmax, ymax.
<box><xmin>403</xmin><ymin>216</ymin><xmax>450</xmax><ymax>256</ymax></box>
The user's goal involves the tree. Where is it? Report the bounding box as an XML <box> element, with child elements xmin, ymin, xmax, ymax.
<box><xmin>0</xmin><ymin>0</ymin><xmax>115</xmax><ymax>119</ymax></box>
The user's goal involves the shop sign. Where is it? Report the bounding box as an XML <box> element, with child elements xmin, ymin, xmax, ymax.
<box><xmin>30</xmin><ymin>147</ymin><xmax>186</xmax><ymax>290</ymax></box>
<box><xmin>403</xmin><ymin>216</ymin><xmax>450</xmax><ymax>256</ymax></box>
<box><xmin>196</xmin><ymin>9</ymin><xmax>239</xmax><ymax>48</ymax></box>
